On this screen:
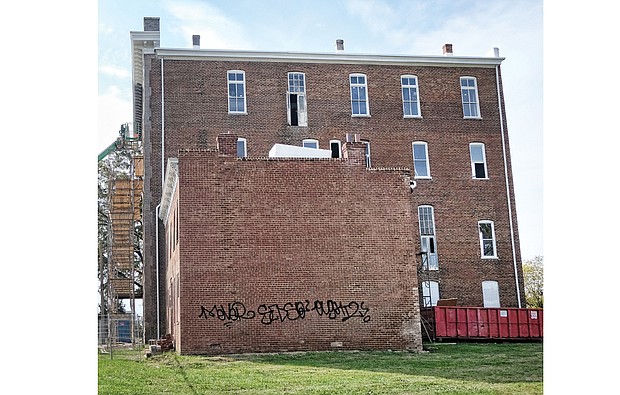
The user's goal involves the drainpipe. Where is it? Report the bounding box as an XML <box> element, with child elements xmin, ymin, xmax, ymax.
<box><xmin>157</xmin><ymin>57</ymin><xmax>165</xmax><ymax>339</ymax></box>
<box><xmin>495</xmin><ymin>57</ymin><xmax>522</xmax><ymax>308</ymax></box>
<box><xmin>155</xmin><ymin>204</ymin><xmax>161</xmax><ymax>340</ymax></box>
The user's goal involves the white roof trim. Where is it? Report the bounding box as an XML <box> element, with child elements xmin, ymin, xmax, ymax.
<box><xmin>159</xmin><ymin>158</ymin><xmax>178</xmax><ymax>223</ymax></box>
<box><xmin>154</xmin><ymin>48</ymin><xmax>504</xmax><ymax>67</ymax></box>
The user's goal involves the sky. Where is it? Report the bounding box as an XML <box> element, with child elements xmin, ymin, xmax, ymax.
<box><xmin>99</xmin><ymin>0</ymin><xmax>543</xmax><ymax>261</ymax></box>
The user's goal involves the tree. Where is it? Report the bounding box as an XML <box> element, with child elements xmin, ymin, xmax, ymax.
<box><xmin>523</xmin><ymin>256</ymin><xmax>543</xmax><ymax>308</ymax></box>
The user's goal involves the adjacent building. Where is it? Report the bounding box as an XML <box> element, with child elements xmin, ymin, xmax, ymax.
<box><xmin>130</xmin><ymin>17</ymin><xmax>524</xmax><ymax>354</ymax></box>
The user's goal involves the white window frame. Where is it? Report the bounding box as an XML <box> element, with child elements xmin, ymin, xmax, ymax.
<box><xmin>478</xmin><ymin>220</ymin><xmax>498</xmax><ymax>259</ymax></box>
<box><xmin>421</xmin><ymin>280</ymin><xmax>440</xmax><ymax>307</ymax></box>
<box><xmin>287</xmin><ymin>72</ymin><xmax>307</xmax><ymax>126</ymax></box>
<box><xmin>227</xmin><ymin>70</ymin><xmax>247</xmax><ymax>114</ymax></box>
<box><xmin>349</xmin><ymin>73</ymin><xmax>370</xmax><ymax>117</ymax></box>
<box><xmin>362</xmin><ymin>140</ymin><xmax>371</xmax><ymax>168</ymax></box>
<box><xmin>469</xmin><ymin>142</ymin><xmax>488</xmax><ymax>179</ymax></box>
<box><xmin>330</xmin><ymin>140</ymin><xmax>342</xmax><ymax>158</ymax></box>
<box><xmin>482</xmin><ymin>280</ymin><xmax>500</xmax><ymax>307</ymax></box>
<box><xmin>460</xmin><ymin>76</ymin><xmax>481</xmax><ymax>118</ymax></box>
<box><xmin>418</xmin><ymin>205</ymin><xmax>438</xmax><ymax>270</ymax></box>
<box><xmin>401</xmin><ymin>75</ymin><xmax>421</xmax><ymax>118</ymax></box>
<box><xmin>237</xmin><ymin>137</ymin><xmax>247</xmax><ymax>158</ymax></box>
<box><xmin>412</xmin><ymin>141</ymin><xmax>431</xmax><ymax>179</ymax></box>
<box><xmin>302</xmin><ymin>138</ymin><xmax>319</xmax><ymax>149</ymax></box>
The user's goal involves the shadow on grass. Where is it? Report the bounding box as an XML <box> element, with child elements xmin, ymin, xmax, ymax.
<box><xmin>226</xmin><ymin>342</ymin><xmax>543</xmax><ymax>385</ymax></box>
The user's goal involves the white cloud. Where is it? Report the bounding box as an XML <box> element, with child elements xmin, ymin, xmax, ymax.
<box><xmin>98</xmin><ymin>86</ymin><xmax>132</xmax><ymax>153</ymax></box>
<box><xmin>99</xmin><ymin>64</ymin><xmax>130</xmax><ymax>79</ymax></box>
<box><xmin>164</xmin><ymin>0</ymin><xmax>250</xmax><ymax>49</ymax></box>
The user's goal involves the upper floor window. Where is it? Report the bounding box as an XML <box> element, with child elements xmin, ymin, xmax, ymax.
<box><xmin>349</xmin><ymin>74</ymin><xmax>370</xmax><ymax>116</ymax></box>
<box><xmin>302</xmin><ymin>138</ymin><xmax>319</xmax><ymax>149</ymax></box>
<box><xmin>330</xmin><ymin>140</ymin><xmax>342</xmax><ymax>158</ymax></box>
<box><xmin>412</xmin><ymin>142</ymin><xmax>431</xmax><ymax>179</ymax></box>
<box><xmin>227</xmin><ymin>70</ymin><xmax>246</xmax><ymax>114</ymax></box>
<box><xmin>362</xmin><ymin>140</ymin><xmax>371</xmax><ymax>168</ymax></box>
<box><xmin>287</xmin><ymin>72</ymin><xmax>307</xmax><ymax>126</ymax></box>
<box><xmin>421</xmin><ymin>280</ymin><xmax>440</xmax><ymax>307</ymax></box>
<box><xmin>418</xmin><ymin>205</ymin><xmax>438</xmax><ymax>270</ymax></box>
<box><xmin>482</xmin><ymin>280</ymin><xmax>500</xmax><ymax>307</ymax></box>
<box><xmin>478</xmin><ymin>220</ymin><xmax>497</xmax><ymax>258</ymax></box>
<box><xmin>237</xmin><ymin>137</ymin><xmax>247</xmax><ymax>158</ymax></box>
<box><xmin>469</xmin><ymin>143</ymin><xmax>488</xmax><ymax>179</ymax></box>
<box><xmin>460</xmin><ymin>77</ymin><xmax>480</xmax><ymax>118</ymax></box>
<box><xmin>401</xmin><ymin>75</ymin><xmax>421</xmax><ymax>117</ymax></box>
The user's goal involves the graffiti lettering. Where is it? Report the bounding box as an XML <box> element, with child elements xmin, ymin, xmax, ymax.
<box><xmin>198</xmin><ymin>299</ymin><xmax>371</xmax><ymax>327</ymax></box>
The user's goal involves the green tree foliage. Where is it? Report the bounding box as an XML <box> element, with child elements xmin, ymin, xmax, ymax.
<box><xmin>523</xmin><ymin>256</ymin><xmax>543</xmax><ymax>308</ymax></box>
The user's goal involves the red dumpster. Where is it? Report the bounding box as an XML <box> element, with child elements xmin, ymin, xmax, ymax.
<box><xmin>421</xmin><ymin>306</ymin><xmax>543</xmax><ymax>341</ymax></box>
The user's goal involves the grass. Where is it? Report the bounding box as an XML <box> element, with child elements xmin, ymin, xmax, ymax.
<box><xmin>98</xmin><ymin>342</ymin><xmax>543</xmax><ymax>394</ymax></box>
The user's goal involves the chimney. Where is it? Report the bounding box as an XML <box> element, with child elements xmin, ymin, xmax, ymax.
<box><xmin>442</xmin><ymin>43</ymin><xmax>453</xmax><ymax>56</ymax></box>
<box><xmin>217</xmin><ymin>132</ymin><xmax>238</xmax><ymax>157</ymax></box>
<box><xmin>342</xmin><ymin>139</ymin><xmax>367</xmax><ymax>167</ymax></box>
<box><xmin>336</xmin><ymin>39</ymin><xmax>345</xmax><ymax>52</ymax></box>
<box><xmin>193</xmin><ymin>35</ymin><xmax>200</xmax><ymax>49</ymax></box>
<box><xmin>143</xmin><ymin>17</ymin><xmax>160</xmax><ymax>32</ymax></box>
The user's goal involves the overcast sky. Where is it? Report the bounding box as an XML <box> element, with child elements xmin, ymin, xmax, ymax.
<box><xmin>99</xmin><ymin>0</ymin><xmax>543</xmax><ymax>260</ymax></box>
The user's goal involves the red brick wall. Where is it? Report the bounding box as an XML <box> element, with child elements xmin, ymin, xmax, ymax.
<box><xmin>175</xmin><ymin>150</ymin><xmax>422</xmax><ymax>355</ymax></box>
<box><xmin>141</xmin><ymin>57</ymin><xmax>524</xmax><ymax>338</ymax></box>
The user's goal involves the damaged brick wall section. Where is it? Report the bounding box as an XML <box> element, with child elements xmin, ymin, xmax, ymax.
<box><xmin>171</xmin><ymin>150</ymin><xmax>422</xmax><ymax>355</ymax></box>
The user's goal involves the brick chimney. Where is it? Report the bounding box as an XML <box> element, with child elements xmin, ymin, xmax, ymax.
<box><xmin>336</xmin><ymin>39</ymin><xmax>344</xmax><ymax>52</ymax></box>
<box><xmin>342</xmin><ymin>134</ymin><xmax>367</xmax><ymax>167</ymax></box>
<box><xmin>442</xmin><ymin>43</ymin><xmax>453</xmax><ymax>56</ymax></box>
<box><xmin>193</xmin><ymin>35</ymin><xmax>200</xmax><ymax>49</ymax></box>
<box><xmin>217</xmin><ymin>133</ymin><xmax>238</xmax><ymax>156</ymax></box>
<box><xmin>144</xmin><ymin>17</ymin><xmax>160</xmax><ymax>32</ymax></box>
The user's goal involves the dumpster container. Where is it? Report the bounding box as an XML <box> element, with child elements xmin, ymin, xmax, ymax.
<box><xmin>421</xmin><ymin>306</ymin><xmax>543</xmax><ymax>341</ymax></box>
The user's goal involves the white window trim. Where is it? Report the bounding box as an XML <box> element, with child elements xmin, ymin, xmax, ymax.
<box><xmin>401</xmin><ymin>75</ymin><xmax>422</xmax><ymax>118</ymax></box>
<box><xmin>302</xmin><ymin>138</ymin><xmax>319</xmax><ymax>149</ymax></box>
<box><xmin>287</xmin><ymin>72</ymin><xmax>308</xmax><ymax>126</ymax></box>
<box><xmin>237</xmin><ymin>137</ymin><xmax>247</xmax><ymax>158</ymax></box>
<box><xmin>421</xmin><ymin>280</ymin><xmax>440</xmax><ymax>307</ymax></box>
<box><xmin>412</xmin><ymin>141</ymin><xmax>431</xmax><ymax>179</ymax></box>
<box><xmin>329</xmin><ymin>140</ymin><xmax>342</xmax><ymax>158</ymax></box>
<box><xmin>469</xmin><ymin>142</ymin><xmax>489</xmax><ymax>179</ymax></box>
<box><xmin>227</xmin><ymin>70</ymin><xmax>247</xmax><ymax>114</ymax></box>
<box><xmin>349</xmin><ymin>73</ymin><xmax>371</xmax><ymax>117</ymax></box>
<box><xmin>478</xmin><ymin>220</ymin><xmax>498</xmax><ymax>259</ymax></box>
<box><xmin>418</xmin><ymin>205</ymin><xmax>439</xmax><ymax>270</ymax></box>
<box><xmin>460</xmin><ymin>76</ymin><xmax>481</xmax><ymax>119</ymax></box>
<box><xmin>362</xmin><ymin>140</ymin><xmax>371</xmax><ymax>168</ymax></box>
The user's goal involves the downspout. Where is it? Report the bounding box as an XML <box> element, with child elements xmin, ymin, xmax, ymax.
<box><xmin>155</xmin><ymin>204</ymin><xmax>161</xmax><ymax>340</ymax></box>
<box><xmin>495</xmin><ymin>61</ymin><xmax>522</xmax><ymax>308</ymax></box>
<box><xmin>157</xmin><ymin>57</ymin><xmax>165</xmax><ymax>339</ymax></box>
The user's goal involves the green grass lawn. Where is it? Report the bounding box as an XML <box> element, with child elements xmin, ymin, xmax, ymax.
<box><xmin>98</xmin><ymin>342</ymin><xmax>543</xmax><ymax>394</ymax></box>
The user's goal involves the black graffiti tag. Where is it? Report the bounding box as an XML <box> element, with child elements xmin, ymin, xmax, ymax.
<box><xmin>198</xmin><ymin>299</ymin><xmax>371</xmax><ymax>327</ymax></box>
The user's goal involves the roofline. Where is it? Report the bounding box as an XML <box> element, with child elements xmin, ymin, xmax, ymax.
<box><xmin>153</xmin><ymin>48</ymin><xmax>504</xmax><ymax>67</ymax></box>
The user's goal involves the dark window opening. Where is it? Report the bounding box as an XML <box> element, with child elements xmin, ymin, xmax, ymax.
<box><xmin>289</xmin><ymin>94</ymin><xmax>299</xmax><ymax>126</ymax></box>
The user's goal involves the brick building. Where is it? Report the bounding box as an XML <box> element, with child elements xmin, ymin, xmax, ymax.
<box><xmin>130</xmin><ymin>17</ymin><xmax>524</xmax><ymax>352</ymax></box>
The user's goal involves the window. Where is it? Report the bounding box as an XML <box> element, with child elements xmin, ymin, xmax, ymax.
<box><xmin>237</xmin><ymin>137</ymin><xmax>247</xmax><ymax>158</ymax></box>
<box><xmin>478</xmin><ymin>220</ymin><xmax>497</xmax><ymax>258</ymax></box>
<box><xmin>302</xmin><ymin>139</ymin><xmax>318</xmax><ymax>149</ymax></box>
<box><xmin>287</xmin><ymin>72</ymin><xmax>307</xmax><ymax>126</ymax></box>
<box><xmin>412</xmin><ymin>142</ymin><xmax>431</xmax><ymax>179</ymax></box>
<box><xmin>469</xmin><ymin>143</ymin><xmax>488</xmax><ymax>179</ymax></box>
<box><xmin>460</xmin><ymin>76</ymin><xmax>480</xmax><ymax>118</ymax></box>
<box><xmin>227</xmin><ymin>70</ymin><xmax>246</xmax><ymax>113</ymax></box>
<box><xmin>349</xmin><ymin>74</ymin><xmax>370</xmax><ymax>116</ymax></box>
<box><xmin>418</xmin><ymin>205</ymin><xmax>438</xmax><ymax>270</ymax></box>
<box><xmin>330</xmin><ymin>140</ymin><xmax>342</xmax><ymax>158</ymax></box>
<box><xmin>482</xmin><ymin>280</ymin><xmax>500</xmax><ymax>307</ymax></box>
<box><xmin>362</xmin><ymin>140</ymin><xmax>371</xmax><ymax>168</ymax></box>
<box><xmin>401</xmin><ymin>75</ymin><xmax>421</xmax><ymax>117</ymax></box>
<box><xmin>421</xmin><ymin>281</ymin><xmax>440</xmax><ymax>307</ymax></box>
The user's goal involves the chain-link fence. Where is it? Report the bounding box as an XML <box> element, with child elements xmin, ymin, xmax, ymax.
<box><xmin>98</xmin><ymin>314</ymin><xmax>144</xmax><ymax>358</ymax></box>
